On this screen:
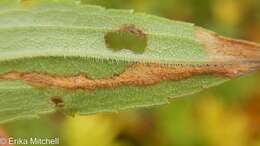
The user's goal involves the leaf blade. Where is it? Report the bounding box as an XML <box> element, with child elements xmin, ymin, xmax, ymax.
<box><xmin>0</xmin><ymin>1</ymin><xmax>259</xmax><ymax>123</ymax></box>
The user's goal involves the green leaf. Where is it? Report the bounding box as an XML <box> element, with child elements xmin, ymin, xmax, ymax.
<box><xmin>0</xmin><ymin>1</ymin><xmax>259</xmax><ymax>123</ymax></box>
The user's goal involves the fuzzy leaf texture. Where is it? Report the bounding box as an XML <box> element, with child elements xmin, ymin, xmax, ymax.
<box><xmin>0</xmin><ymin>0</ymin><xmax>259</xmax><ymax>123</ymax></box>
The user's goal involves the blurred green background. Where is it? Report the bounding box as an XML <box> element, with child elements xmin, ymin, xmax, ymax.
<box><xmin>1</xmin><ymin>0</ymin><xmax>260</xmax><ymax>146</ymax></box>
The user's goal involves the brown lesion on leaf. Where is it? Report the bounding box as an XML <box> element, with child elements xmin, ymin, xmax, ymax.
<box><xmin>0</xmin><ymin>63</ymin><xmax>258</xmax><ymax>91</ymax></box>
<box><xmin>119</xmin><ymin>25</ymin><xmax>147</xmax><ymax>38</ymax></box>
<box><xmin>49</xmin><ymin>96</ymin><xmax>65</xmax><ymax>108</ymax></box>
<box><xmin>195</xmin><ymin>27</ymin><xmax>260</xmax><ymax>63</ymax></box>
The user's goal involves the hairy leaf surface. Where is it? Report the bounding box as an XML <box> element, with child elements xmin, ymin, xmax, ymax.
<box><xmin>0</xmin><ymin>0</ymin><xmax>259</xmax><ymax>123</ymax></box>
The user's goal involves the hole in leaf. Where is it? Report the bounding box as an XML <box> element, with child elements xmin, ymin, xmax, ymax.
<box><xmin>49</xmin><ymin>96</ymin><xmax>65</xmax><ymax>108</ymax></box>
<box><xmin>105</xmin><ymin>25</ymin><xmax>147</xmax><ymax>53</ymax></box>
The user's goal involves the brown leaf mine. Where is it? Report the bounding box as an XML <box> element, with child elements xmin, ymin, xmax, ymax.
<box><xmin>0</xmin><ymin>63</ymin><xmax>257</xmax><ymax>91</ymax></box>
<box><xmin>49</xmin><ymin>96</ymin><xmax>65</xmax><ymax>108</ymax></box>
<box><xmin>195</xmin><ymin>27</ymin><xmax>260</xmax><ymax>63</ymax></box>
